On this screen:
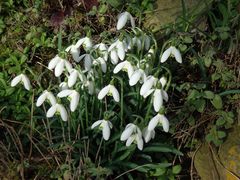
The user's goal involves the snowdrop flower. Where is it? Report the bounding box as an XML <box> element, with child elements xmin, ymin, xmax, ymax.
<box><xmin>83</xmin><ymin>80</ymin><xmax>94</xmax><ymax>95</ymax></box>
<box><xmin>94</xmin><ymin>43</ymin><xmax>108</xmax><ymax>61</ymax></box>
<box><xmin>11</xmin><ymin>73</ymin><xmax>31</xmax><ymax>91</ymax></box>
<box><xmin>142</xmin><ymin>127</ymin><xmax>155</xmax><ymax>143</ymax></box>
<box><xmin>57</xmin><ymin>89</ymin><xmax>80</xmax><ymax>112</ymax></box>
<box><xmin>36</xmin><ymin>90</ymin><xmax>57</xmax><ymax>107</ymax></box>
<box><xmin>75</xmin><ymin>37</ymin><xmax>93</xmax><ymax>51</ymax></box>
<box><xmin>93</xmin><ymin>57</ymin><xmax>107</xmax><ymax>73</ymax></box>
<box><xmin>129</xmin><ymin>69</ymin><xmax>147</xmax><ymax>86</ymax></box>
<box><xmin>120</xmin><ymin>123</ymin><xmax>144</xmax><ymax>150</ymax></box>
<box><xmin>68</xmin><ymin>69</ymin><xmax>82</xmax><ymax>87</ymax></box>
<box><xmin>48</xmin><ymin>55</ymin><xmax>72</xmax><ymax>77</ymax></box>
<box><xmin>140</xmin><ymin>76</ymin><xmax>158</xmax><ymax>96</ymax></box>
<box><xmin>113</xmin><ymin>60</ymin><xmax>134</xmax><ymax>78</ymax></box>
<box><xmin>108</xmin><ymin>39</ymin><xmax>126</xmax><ymax>64</ymax></box>
<box><xmin>148</xmin><ymin>113</ymin><xmax>169</xmax><ymax>132</ymax></box>
<box><xmin>91</xmin><ymin>119</ymin><xmax>113</xmax><ymax>140</ymax></box>
<box><xmin>98</xmin><ymin>84</ymin><xmax>119</xmax><ymax>102</ymax></box>
<box><xmin>160</xmin><ymin>46</ymin><xmax>182</xmax><ymax>63</ymax></box>
<box><xmin>47</xmin><ymin>103</ymin><xmax>68</xmax><ymax>121</ymax></box>
<box><xmin>78</xmin><ymin>54</ymin><xmax>92</xmax><ymax>71</ymax></box>
<box><xmin>59</xmin><ymin>82</ymin><xmax>68</xmax><ymax>90</ymax></box>
<box><xmin>65</xmin><ymin>45</ymin><xmax>80</xmax><ymax>62</ymax></box>
<box><xmin>117</xmin><ymin>11</ymin><xmax>135</xmax><ymax>30</ymax></box>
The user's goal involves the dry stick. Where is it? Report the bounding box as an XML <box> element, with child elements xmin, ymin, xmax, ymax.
<box><xmin>190</xmin><ymin>144</ymin><xmax>202</xmax><ymax>180</ymax></box>
<box><xmin>95</xmin><ymin>138</ymin><xmax>103</xmax><ymax>164</ymax></box>
<box><xmin>27</xmin><ymin>134</ymin><xmax>52</xmax><ymax>167</ymax></box>
<box><xmin>208</xmin><ymin>144</ymin><xmax>240</xmax><ymax>179</ymax></box>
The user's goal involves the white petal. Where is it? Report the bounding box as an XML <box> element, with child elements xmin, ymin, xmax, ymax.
<box><xmin>110</xmin><ymin>85</ymin><xmax>120</xmax><ymax>102</ymax></box>
<box><xmin>126</xmin><ymin>135</ymin><xmax>135</xmax><ymax>147</ymax></box>
<box><xmin>110</xmin><ymin>50</ymin><xmax>119</xmax><ymax>64</ymax></box>
<box><xmin>47</xmin><ymin>92</ymin><xmax>57</xmax><ymax>105</ymax></box>
<box><xmin>36</xmin><ymin>92</ymin><xmax>47</xmax><ymax>107</ymax></box>
<box><xmin>160</xmin><ymin>47</ymin><xmax>172</xmax><ymax>63</ymax></box>
<box><xmin>99</xmin><ymin>57</ymin><xmax>107</xmax><ymax>73</ymax></box>
<box><xmin>21</xmin><ymin>74</ymin><xmax>31</xmax><ymax>90</ymax></box>
<box><xmin>121</xmin><ymin>125</ymin><xmax>135</xmax><ymax>141</ymax></box>
<box><xmin>64</xmin><ymin>60</ymin><xmax>73</xmax><ymax>73</ymax></box>
<box><xmin>143</xmin><ymin>89</ymin><xmax>154</xmax><ymax>98</ymax></box>
<box><xmin>68</xmin><ymin>70</ymin><xmax>78</xmax><ymax>87</ymax></box>
<box><xmin>159</xmin><ymin>77</ymin><xmax>167</xmax><ymax>88</ymax></box>
<box><xmin>54</xmin><ymin>60</ymin><xmax>64</xmax><ymax>77</ymax></box>
<box><xmin>117</xmin><ymin>12</ymin><xmax>128</xmax><ymax>30</ymax></box>
<box><xmin>126</xmin><ymin>63</ymin><xmax>134</xmax><ymax>78</ymax></box>
<box><xmin>136</xmin><ymin>134</ymin><xmax>143</xmax><ymax>150</ymax></box>
<box><xmin>11</xmin><ymin>75</ymin><xmax>22</xmax><ymax>87</ymax></box>
<box><xmin>113</xmin><ymin>61</ymin><xmax>126</xmax><ymax>74</ymax></box>
<box><xmin>91</xmin><ymin>120</ymin><xmax>103</xmax><ymax>129</ymax></box>
<box><xmin>98</xmin><ymin>85</ymin><xmax>110</xmax><ymax>100</ymax></box>
<box><xmin>140</xmin><ymin>77</ymin><xmax>155</xmax><ymax>96</ymax></box>
<box><xmin>57</xmin><ymin>89</ymin><xmax>72</xmax><ymax>98</ymax></box>
<box><xmin>102</xmin><ymin>121</ymin><xmax>110</xmax><ymax>140</ymax></box>
<box><xmin>58</xmin><ymin>104</ymin><xmax>68</xmax><ymax>121</ymax></box>
<box><xmin>75</xmin><ymin>38</ymin><xmax>85</xmax><ymax>49</ymax></box>
<box><xmin>153</xmin><ymin>89</ymin><xmax>163</xmax><ymax>112</ymax></box>
<box><xmin>117</xmin><ymin>41</ymin><xmax>125</xmax><ymax>60</ymax></box>
<box><xmin>143</xmin><ymin>128</ymin><xmax>152</xmax><ymax>143</ymax></box>
<box><xmin>144</xmin><ymin>35</ymin><xmax>150</xmax><ymax>50</ymax></box>
<box><xmin>148</xmin><ymin>114</ymin><xmax>160</xmax><ymax>131</ymax></box>
<box><xmin>46</xmin><ymin>105</ymin><xmax>57</xmax><ymax>118</ymax></box>
<box><xmin>48</xmin><ymin>56</ymin><xmax>60</xmax><ymax>70</ymax></box>
<box><xmin>129</xmin><ymin>70</ymin><xmax>141</xmax><ymax>86</ymax></box>
<box><xmin>70</xmin><ymin>91</ymin><xmax>79</xmax><ymax>112</ymax></box>
<box><xmin>172</xmin><ymin>47</ymin><xmax>182</xmax><ymax>63</ymax></box>
<box><xmin>108</xmin><ymin>41</ymin><xmax>117</xmax><ymax>52</ymax></box>
<box><xmin>84</xmin><ymin>37</ymin><xmax>93</xmax><ymax>51</ymax></box>
<box><xmin>160</xmin><ymin>115</ymin><xmax>169</xmax><ymax>132</ymax></box>
<box><xmin>84</xmin><ymin>54</ymin><xmax>92</xmax><ymax>71</ymax></box>
<box><xmin>129</xmin><ymin>14</ymin><xmax>135</xmax><ymax>29</ymax></box>
<box><xmin>162</xmin><ymin>90</ymin><xmax>169</xmax><ymax>102</ymax></box>
<box><xmin>78</xmin><ymin>54</ymin><xmax>86</xmax><ymax>62</ymax></box>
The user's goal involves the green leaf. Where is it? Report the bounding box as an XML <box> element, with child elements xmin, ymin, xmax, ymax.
<box><xmin>217</xmin><ymin>131</ymin><xmax>226</xmax><ymax>138</ymax></box>
<box><xmin>143</xmin><ymin>145</ymin><xmax>183</xmax><ymax>156</ymax></box>
<box><xmin>195</xmin><ymin>99</ymin><xmax>206</xmax><ymax>113</ymax></box>
<box><xmin>187</xmin><ymin>89</ymin><xmax>200</xmax><ymax>100</ymax></box>
<box><xmin>172</xmin><ymin>165</ymin><xmax>182</xmax><ymax>174</ymax></box>
<box><xmin>203</xmin><ymin>91</ymin><xmax>214</xmax><ymax>99</ymax></box>
<box><xmin>211</xmin><ymin>94</ymin><xmax>223</xmax><ymax>109</ymax></box>
<box><xmin>216</xmin><ymin>117</ymin><xmax>225</xmax><ymax>126</ymax></box>
<box><xmin>204</xmin><ymin>57</ymin><xmax>212</xmax><ymax>67</ymax></box>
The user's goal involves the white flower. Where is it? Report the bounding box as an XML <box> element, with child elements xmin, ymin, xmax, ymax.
<box><xmin>113</xmin><ymin>60</ymin><xmax>134</xmax><ymax>78</ymax></box>
<box><xmin>148</xmin><ymin>113</ymin><xmax>169</xmax><ymax>132</ymax></box>
<box><xmin>108</xmin><ymin>39</ymin><xmax>126</xmax><ymax>63</ymax></box>
<box><xmin>11</xmin><ymin>73</ymin><xmax>31</xmax><ymax>91</ymax></box>
<box><xmin>59</xmin><ymin>82</ymin><xmax>68</xmax><ymax>90</ymax></box>
<box><xmin>94</xmin><ymin>43</ymin><xmax>108</xmax><ymax>61</ymax></box>
<box><xmin>140</xmin><ymin>76</ymin><xmax>157</xmax><ymax>96</ymax></box>
<box><xmin>91</xmin><ymin>119</ymin><xmax>113</xmax><ymax>140</ymax></box>
<box><xmin>78</xmin><ymin>54</ymin><xmax>92</xmax><ymax>71</ymax></box>
<box><xmin>117</xmin><ymin>12</ymin><xmax>135</xmax><ymax>30</ymax></box>
<box><xmin>129</xmin><ymin>69</ymin><xmax>147</xmax><ymax>86</ymax></box>
<box><xmin>142</xmin><ymin>127</ymin><xmax>155</xmax><ymax>143</ymax></box>
<box><xmin>48</xmin><ymin>55</ymin><xmax>72</xmax><ymax>77</ymax></box>
<box><xmin>160</xmin><ymin>46</ymin><xmax>182</xmax><ymax>63</ymax></box>
<box><xmin>68</xmin><ymin>69</ymin><xmax>81</xmax><ymax>87</ymax></box>
<box><xmin>93</xmin><ymin>57</ymin><xmax>107</xmax><ymax>73</ymax></box>
<box><xmin>65</xmin><ymin>45</ymin><xmax>80</xmax><ymax>62</ymax></box>
<box><xmin>36</xmin><ymin>90</ymin><xmax>57</xmax><ymax>107</ymax></box>
<box><xmin>47</xmin><ymin>103</ymin><xmax>68</xmax><ymax>121</ymax></box>
<box><xmin>120</xmin><ymin>123</ymin><xmax>143</xmax><ymax>150</ymax></box>
<box><xmin>75</xmin><ymin>37</ymin><xmax>93</xmax><ymax>51</ymax></box>
<box><xmin>98</xmin><ymin>84</ymin><xmax>119</xmax><ymax>102</ymax></box>
<box><xmin>57</xmin><ymin>89</ymin><xmax>80</xmax><ymax>112</ymax></box>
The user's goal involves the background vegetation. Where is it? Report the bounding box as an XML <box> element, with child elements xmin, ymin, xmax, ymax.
<box><xmin>0</xmin><ymin>0</ymin><xmax>239</xmax><ymax>179</ymax></box>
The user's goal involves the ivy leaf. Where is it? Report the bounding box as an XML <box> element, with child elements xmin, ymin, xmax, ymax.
<box><xmin>172</xmin><ymin>165</ymin><xmax>182</xmax><ymax>174</ymax></box>
<box><xmin>203</xmin><ymin>91</ymin><xmax>214</xmax><ymax>99</ymax></box>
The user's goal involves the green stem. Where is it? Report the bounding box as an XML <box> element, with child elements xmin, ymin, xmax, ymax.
<box><xmin>219</xmin><ymin>90</ymin><xmax>240</xmax><ymax>96</ymax></box>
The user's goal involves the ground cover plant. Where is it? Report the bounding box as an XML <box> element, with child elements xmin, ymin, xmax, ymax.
<box><xmin>0</xmin><ymin>0</ymin><xmax>239</xmax><ymax>179</ymax></box>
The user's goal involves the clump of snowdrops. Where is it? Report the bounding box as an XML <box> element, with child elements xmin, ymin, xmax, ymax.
<box><xmin>11</xmin><ymin>12</ymin><xmax>182</xmax><ymax>151</ymax></box>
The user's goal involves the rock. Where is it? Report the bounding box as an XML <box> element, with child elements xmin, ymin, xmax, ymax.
<box><xmin>194</xmin><ymin>125</ymin><xmax>240</xmax><ymax>180</ymax></box>
<box><xmin>144</xmin><ymin>0</ymin><xmax>213</xmax><ymax>33</ymax></box>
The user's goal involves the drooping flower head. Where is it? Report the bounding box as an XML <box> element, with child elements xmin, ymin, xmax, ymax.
<box><xmin>91</xmin><ymin>119</ymin><xmax>113</xmax><ymax>140</ymax></box>
<box><xmin>148</xmin><ymin>113</ymin><xmax>169</xmax><ymax>132</ymax></box>
<box><xmin>36</xmin><ymin>90</ymin><xmax>57</xmax><ymax>107</ymax></box>
<box><xmin>160</xmin><ymin>46</ymin><xmax>182</xmax><ymax>63</ymax></box>
<box><xmin>57</xmin><ymin>89</ymin><xmax>80</xmax><ymax>112</ymax></box>
<box><xmin>47</xmin><ymin>103</ymin><xmax>68</xmax><ymax>121</ymax></box>
<box><xmin>117</xmin><ymin>12</ymin><xmax>135</xmax><ymax>30</ymax></box>
<box><xmin>98</xmin><ymin>84</ymin><xmax>120</xmax><ymax>102</ymax></box>
<box><xmin>11</xmin><ymin>73</ymin><xmax>31</xmax><ymax>91</ymax></box>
